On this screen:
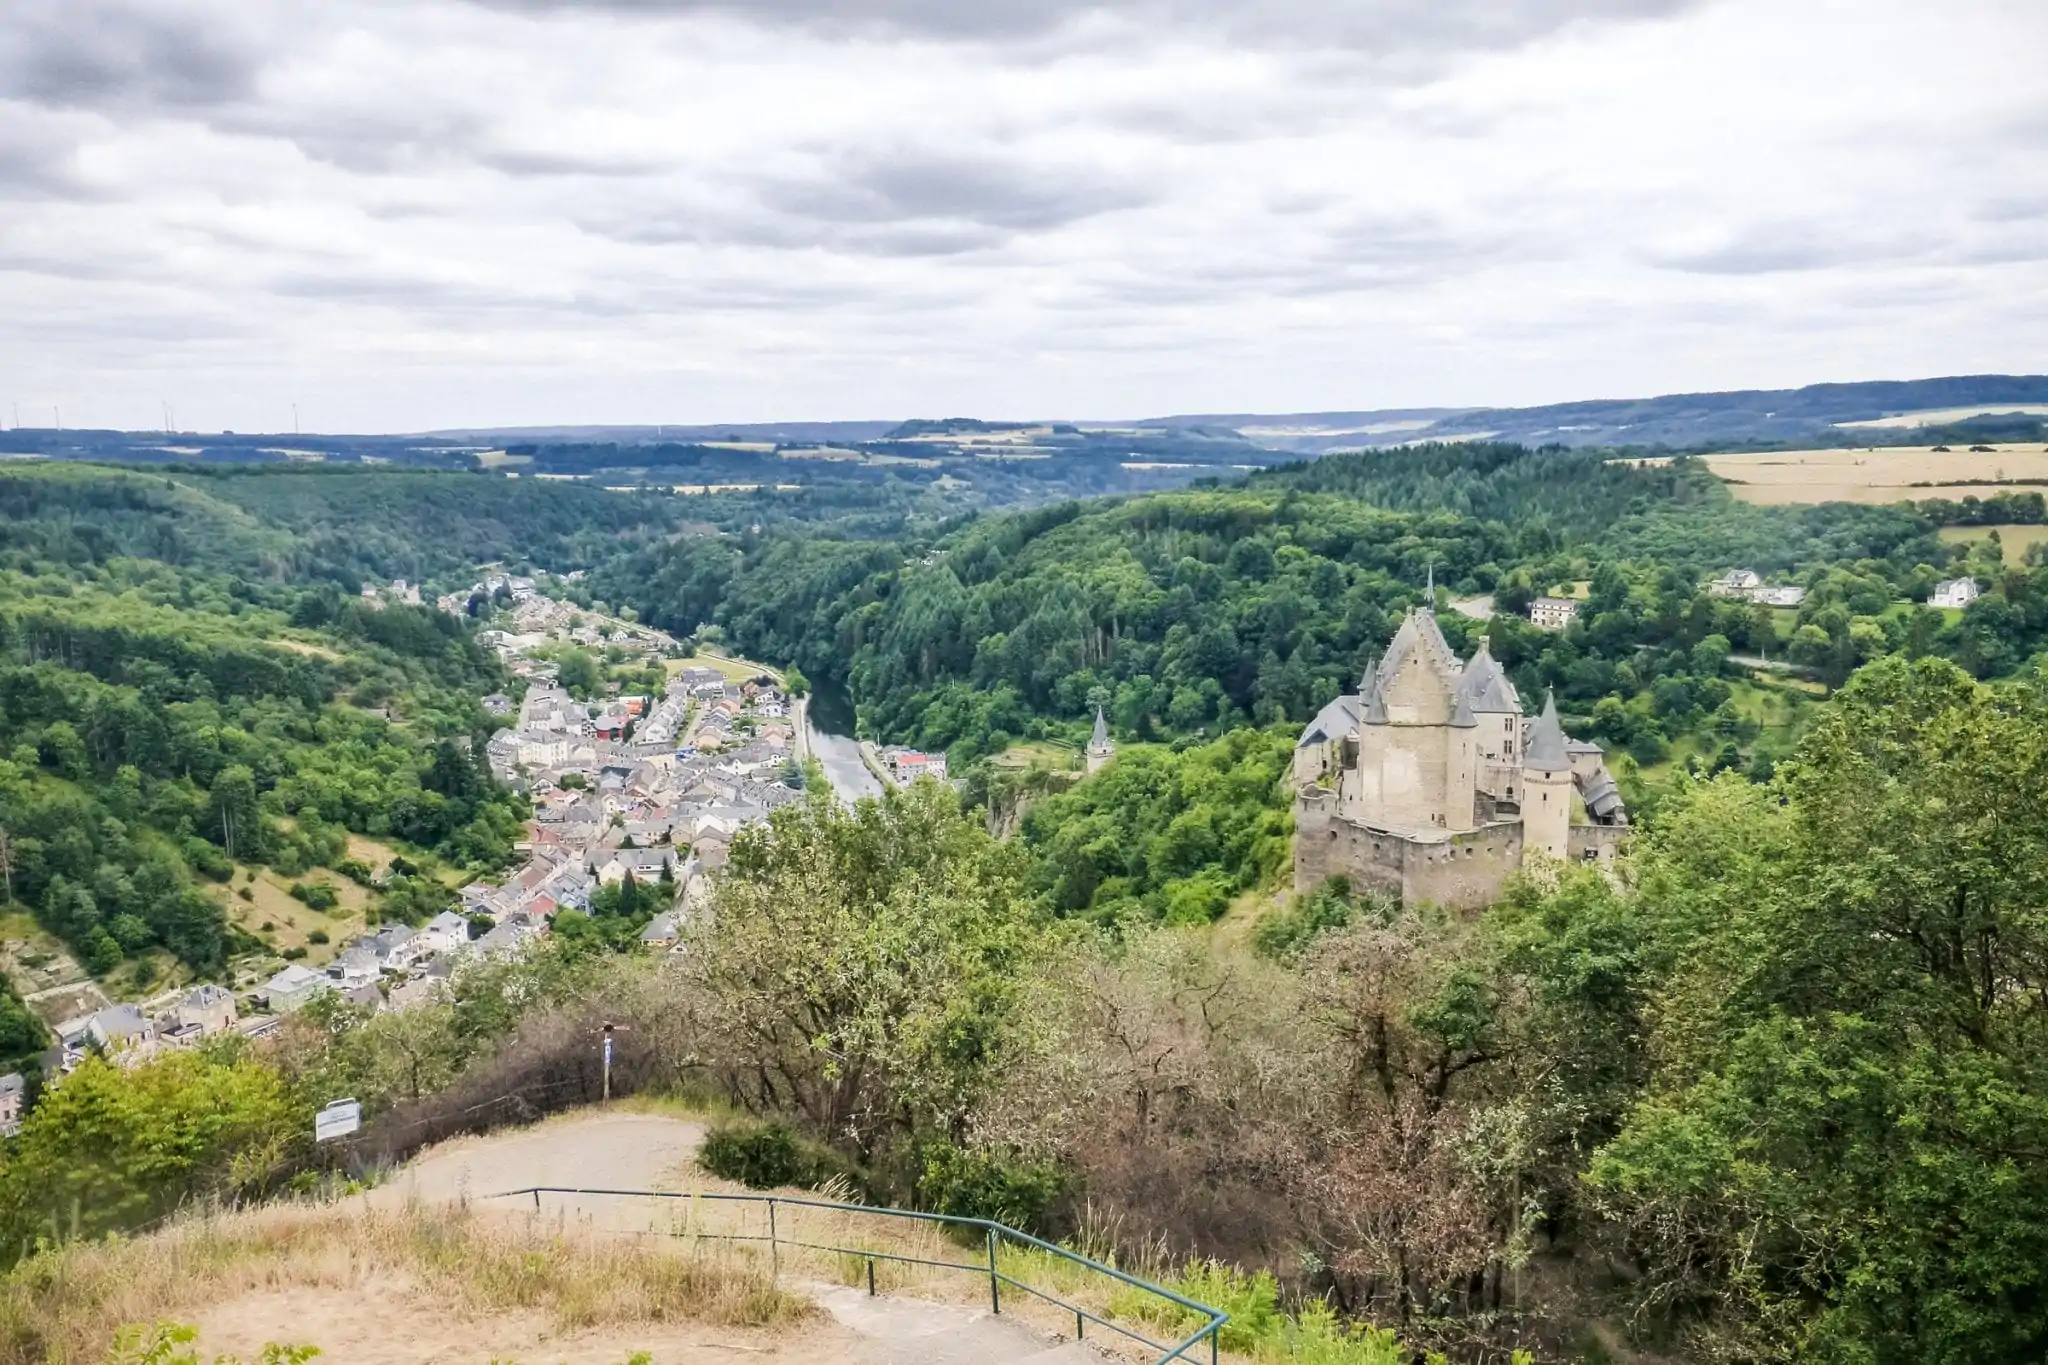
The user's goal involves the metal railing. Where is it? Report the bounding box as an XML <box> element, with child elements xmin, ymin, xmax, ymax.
<box><xmin>486</xmin><ymin>1185</ymin><xmax>1228</xmax><ymax>1364</ymax></box>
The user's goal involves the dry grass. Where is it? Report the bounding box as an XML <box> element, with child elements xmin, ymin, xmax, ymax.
<box><xmin>213</xmin><ymin>869</ymin><xmax>368</xmax><ymax>967</ymax></box>
<box><xmin>0</xmin><ymin>1200</ymin><xmax>813</xmax><ymax>1365</ymax></box>
<box><xmin>1938</xmin><ymin>523</ymin><xmax>2048</xmax><ymax>558</ymax></box>
<box><xmin>1686</xmin><ymin>444</ymin><xmax>2048</xmax><ymax>505</ymax></box>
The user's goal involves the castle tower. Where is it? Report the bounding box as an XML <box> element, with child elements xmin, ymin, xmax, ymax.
<box><xmin>1520</xmin><ymin>691</ymin><xmax>1572</xmax><ymax>861</ymax></box>
<box><xmin>1085</xmin><ymin>705</ymin><xmax>1115</xmax><ymax>775</ymax></box>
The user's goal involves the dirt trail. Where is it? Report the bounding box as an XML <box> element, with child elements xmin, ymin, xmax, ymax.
<box><xmin>363</xmin><ymin>1111</ymin><xmax>708</xmax><ymax>1212</ymax></box>
<box><xmin>206</xmin><ymin>1110</ymin><xmax>1107</xmax><ymax>1365</ymax></box>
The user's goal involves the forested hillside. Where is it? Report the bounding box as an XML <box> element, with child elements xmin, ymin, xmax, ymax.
<box><xmin>0</xmin><ymin>467</ymin><xmax>526</xmax><ymax>1053</ymax></box>
<box><xmin>603</xmin><ymin>443</ymin><xmax>2044</xmax><ymax>773</ymax></box>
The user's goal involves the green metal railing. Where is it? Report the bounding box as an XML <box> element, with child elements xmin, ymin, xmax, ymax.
<box><xmin>487</xmin><ymin>1185</ymin><xmax>1227</xmax><ymax>1364</ymax></box>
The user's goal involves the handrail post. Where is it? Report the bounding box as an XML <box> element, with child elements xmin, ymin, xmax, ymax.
<box><xmin>986</xmin><ymin>1226</ymin><xmax>1000</xmax><ymax>1314</ymax></box>
<box><xmin>1211</xmin><ymin>1320</ymin><xmax>1220</xmax><ymax>1365</ymax></box>
<box><xmin>768</xmin><ymin>1198</ymin><xmax>779</xmax><ymax>1283</ymax></box>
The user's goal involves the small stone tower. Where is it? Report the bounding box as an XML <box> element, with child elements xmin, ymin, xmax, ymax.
<box><xmin>1520</xmin><ymin>691</ymin><xmax>1573</xmax><ymax>862</ymax></box>
<box><xmin>1085</xmin><ymin>705</ymin><xmax>1115</xmax><ymax>775</ymax></box>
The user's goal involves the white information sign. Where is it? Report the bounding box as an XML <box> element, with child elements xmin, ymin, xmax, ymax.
<box><xmin>315</xmin><ymin>1098</ymin><xmax>362</xmax><ymax>1143</ymax></box>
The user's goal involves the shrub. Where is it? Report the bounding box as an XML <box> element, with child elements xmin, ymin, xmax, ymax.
<box><xmin>237</xmin><ymin>887</ymin><xmax>254</xmax><ymax>902</ymax></box>
<box><xmin>697</xmin><ymin>1121</ymin><xmax>850</xmax><ymax>1191</ymax></box>
<box><xmin>281</xmin><ymin>946</ymin><xmax>307</xmax><ymax>961</ymax></box>
<box><xmin>306</xmin><ymin>930</ymin><xmax>329</xmax><ymax>946</ymax></box>
<box><xmin>288</xmin><ymin>881</ymin><xmax>339</xmax><ymax>912</ymax></box>
<box><xmin>336</xmin><ymin>858</ymin><xmax>375</xmax><ymax>886</ymax></box>
<box><xmin>915</xmin><ymin>1142</ymin><xmax>1065</xmax><ymax>1235</ymax></box>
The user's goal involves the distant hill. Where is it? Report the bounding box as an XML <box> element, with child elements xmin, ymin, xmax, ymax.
<box><xmin>1148</xmin><ymin>374</ymin><xmax>2048</xmax><ymax>453</ymax></box>
<box><xmin>11</xmin><ymin>375</ymin><xmax>2046</xmax><ymax>478</ymax></box>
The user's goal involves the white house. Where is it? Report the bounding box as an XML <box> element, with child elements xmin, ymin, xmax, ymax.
<box><xmin>262</xmin><ymin>964</ymin><xmax>332</xmax><ymax>1013</ymax></box>
<box><xmin>1931</xmin><ymin>577</ymin><xmax>1980</xmax><ymax>609</ymax></box>
<box><xmin>1709</xmin><ymin>569</ymin><xmax>1763</xmax><ymax>597</ymax></box>
<box><xmin>416</xmin><ymin>910</ymin><xmax>471</xmax><ymax>958</ymax></box>
<box><xmin>1529</xmin><ymin>596</ymin><xmax>1581</xmax><ymax>630</ymax></box>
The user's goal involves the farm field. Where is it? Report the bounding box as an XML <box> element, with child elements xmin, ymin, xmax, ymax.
<box><xmin>1939</xmin><ymin>523</ymin><xmax>2048</xmax><ymax>559</ymax></box>
<box><xmin>1835</xmin><ymin>404</ymin><xmax>2048</xmax><ymax>429</ymax></box>
<box><xmin>1693</xmin><ymin>444</ymin><xmax>2048</xmax><ymax>505</ymax></box>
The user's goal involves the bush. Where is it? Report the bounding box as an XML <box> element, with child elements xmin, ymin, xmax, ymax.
<box><xmin>697</xmin><ymin>1121</ymin><xmax>850</xmax><ymax>1192</ymax></box>
<box><xmin>336</xmin><ymin>858</ymin><xmax>375</xmax><ymax>886</ymax></box>
<box><xmin>288</xmin><ymin>881</ymin><xmax>339</xmax><ymax>912</ymax></box>
<box><xmin>281</xmin><ymin>946</ymin><xmax>307</xmax><ymax>961</ymax></box>
<box><xmin>915</xmin><ymin>1142</ymin><xmax>1065</xmax><ymax>1235</ymax></box>
<box><xmin>306</xmin><ymin>930</ymin><xmax>329</xmax><ymax>945</ymax></box>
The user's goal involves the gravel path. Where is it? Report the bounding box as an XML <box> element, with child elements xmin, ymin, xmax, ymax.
<box><xmin>356</xmin><ymin>1110</ymin><xmax>1108</xmax><ymax>1364</ymax></box>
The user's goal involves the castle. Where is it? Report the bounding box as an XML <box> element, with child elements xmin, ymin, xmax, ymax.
<box><xmin>1293</xmin><ymin>605</ymin><xmax>1629</xmax><ymax>909</ymax></box>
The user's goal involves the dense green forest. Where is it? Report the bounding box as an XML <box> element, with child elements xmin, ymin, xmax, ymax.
<box><xmin>0</xmin><ymin>467</ymin><xmax>526</xmax><ymax>1033</ymax></box>
<box><xmin>600</xmin><ymin>445</ymin><xmax>2045</xmax><ymax>777</ymax></box>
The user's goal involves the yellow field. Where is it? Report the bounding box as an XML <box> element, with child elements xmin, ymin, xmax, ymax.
<box><xmin>1938</xmin><ymin>523</ymin><xmax>2048</xmax><ymax>558</ymax></box>
<box><xmin>1835</xmin><ymin>405</ymin><xmax>2048</xmax><ymax>429</ymax></box>
<box><xmin>1693</xmin><ymin>444</ymin><xmax>2048</xmax><ymax>505</ymax></box>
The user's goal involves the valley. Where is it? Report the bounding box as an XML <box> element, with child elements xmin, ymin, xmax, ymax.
<box><xmin>0</xmin><ymin>441</ymin><xmax>2041</xmax><ymax>1365</ymax></box>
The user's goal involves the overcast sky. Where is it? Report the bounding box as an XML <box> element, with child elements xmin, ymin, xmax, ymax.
<box><xmin>3</xmin><ymin>0</ymin><xmax>2043</xmax><ymax>432</ymax></box>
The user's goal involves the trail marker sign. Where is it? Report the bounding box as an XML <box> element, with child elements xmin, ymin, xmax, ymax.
<box><xmin>315</xmin><ymin>1098</ymin><xmax>362</xmax><ymax>1143</ymax></box>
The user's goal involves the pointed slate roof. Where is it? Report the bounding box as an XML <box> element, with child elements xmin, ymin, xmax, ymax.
<box><xmin>1524</xmin><ymin>692</ymin><xmax>1571</xmax><ymax>773</ymax></box>
<box><xmin>1090</xmin><ymin>705</ymin><xmax>1111</xmax><ymax>751</ymax></box>
<box><xmin>1376</xmin><ymin>607</ymin><xmax>1461</xmax><ymax>693</ymax></box>
<box><xmin>1449</xmin><ymin>689</ymin><xmax>1477</xmax><ymax>728</ymax></box>
<box><xmin>1457</xmin><ymin>640</ymin><xmax>1520</xmax><ymax>714</ymax></box>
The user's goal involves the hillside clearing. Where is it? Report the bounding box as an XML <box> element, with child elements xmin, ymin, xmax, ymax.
<box><xmin>1938</xmin><ymin>522</ymin><xmax>2048</xmax><ymax>558</ymax></box>
<box><xmin>213</xmin><ymin>865</ymin><xmax>370</xmax><ymax>969</ymax></box>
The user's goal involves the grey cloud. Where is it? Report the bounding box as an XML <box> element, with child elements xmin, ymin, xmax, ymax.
<box><xmin>0</xmin><ymin>116</ymin><xmax>97</xmax><ymax>200</ymax></box>
<box><xmin>0</xmin><ymin>0</ymin><xmax>262</xmax><ymax>112</ymax></box>
<box><xmin>580</xmin><ymin>146</ymin><xmax>1151</xmax><ymax>257</ymax></box>
<box><xmin>1649</xmin><ymin>223</ymin><xmax>1940</xmax><ymax>276</ymax></box>
<box><xmin>761</xmin><ymin>149</ymin><xmax>1152</xmax><ymax>232</ymax></box>
<box><xmin>474</xmin><ymin>146</ymin><xmax>669</xmax><ymax>178</ymax></box>
<box><xmin>468</xmin><ymin>0</ymin><xmax>1702</xmax><ymax>57</ymax></box>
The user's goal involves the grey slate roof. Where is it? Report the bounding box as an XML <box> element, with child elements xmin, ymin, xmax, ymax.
<box><xmin>1090</xmin><ymin>705</ymin><xmax>1111</xmax><ymax>750</ymax></box>
<box><xmin>1457</xmin><ymin>642</ymin><xmax>1520</xmax><ymax>714</ymax></box>
<box><xmin>1296</xmin><ymin>693</ymin><xmax>1361</xmax><ymax>749</ymax></box>
<box><xmin>1524</xmin><ymin>692</ymin><xmax>1572</xmax><ymax>773</ymax></box>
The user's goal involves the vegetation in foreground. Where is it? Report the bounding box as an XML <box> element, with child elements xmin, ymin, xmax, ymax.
<box><xmin>0</xmin><ymin>1201</ymin><xmax>807</xmax><ymax>1365</ymax></box>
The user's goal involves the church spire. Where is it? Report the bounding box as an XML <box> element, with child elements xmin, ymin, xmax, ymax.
<box><xmin>1086</xmin><ymin>704</ymin><xmax>1115</xmax><ymax>774</ymax></box>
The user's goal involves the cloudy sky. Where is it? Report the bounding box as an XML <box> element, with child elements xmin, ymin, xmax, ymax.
<box><xmin>3</xmin><ymin>0</ymin><xmax>2044</xmax><ymax>432</ymax></box>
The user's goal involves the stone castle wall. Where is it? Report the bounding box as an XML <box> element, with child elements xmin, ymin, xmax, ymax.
<box><xmin>1295</xmin><ymin>786</ymin><xmax>1524</xmax><ymax>911</ymax></box>
<box><xmin>1567</xmin><ymin>822</ymin><xmax>1629</xmax><ymax>865</ymax></box>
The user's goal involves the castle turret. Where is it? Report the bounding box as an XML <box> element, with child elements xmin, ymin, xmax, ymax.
<box><xmin>1085</xmin><ymin>705</ymin><xmax>1115</xmax><ymax>775</ymax></box>
<box><xmin>1520</xmin><ymin>691</ymin><xmax>1572</xmax><ymax>861</ymax></box>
